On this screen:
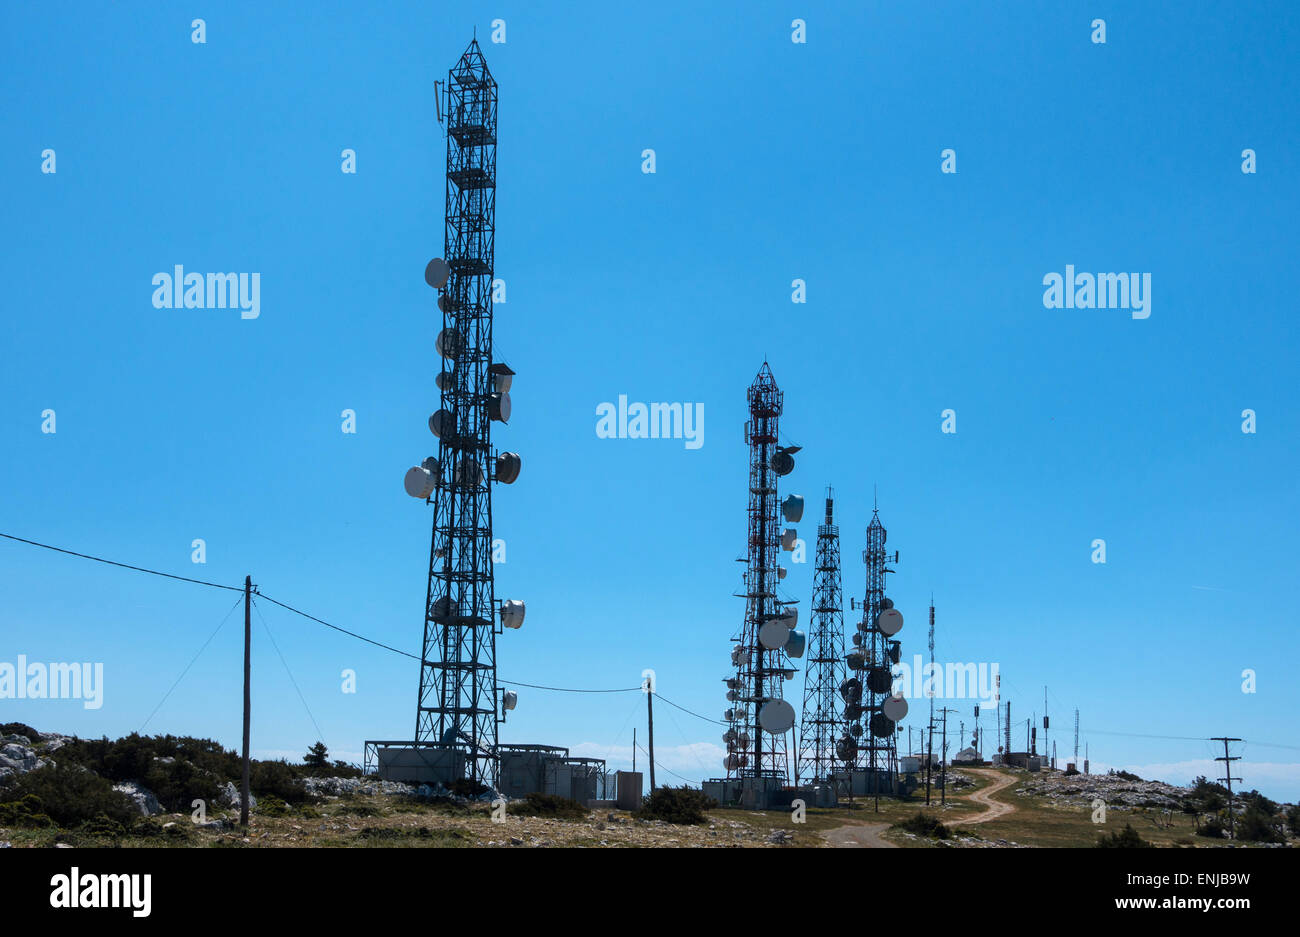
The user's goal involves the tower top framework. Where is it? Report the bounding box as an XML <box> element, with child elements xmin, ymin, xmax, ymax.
<box><xmin>721</xmin><ymin>363</ymin><xmax>805</xmax><ymax>786</ymax></box>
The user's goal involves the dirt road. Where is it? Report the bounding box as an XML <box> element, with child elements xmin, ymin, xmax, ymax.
<box><xmin>824</xmin><ymin>822</ymin><xmax>897</xmax><ymax>848</ymax></box>
<box><xmin>947</xmin><ymin>768</ymin><xmax>1017</xmax><ymax>826</ymax></box>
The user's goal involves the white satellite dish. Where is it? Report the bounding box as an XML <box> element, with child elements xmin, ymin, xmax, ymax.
<box><xmin>758</xmin><ymin>699</ymin><xmax>796</xmax><ymax>734</ymax></box>
<box><xmin>784</xmin><ymin>629</ymin><xmax>806</xmax><ymax>658</ymax></box>
<box><xmin>425</xmin><ymin>258</ymin><xmax>451</xmax><ymax>289</ymax></box>
<box><xmin>881</xmin><ymin>597</ymin><xmax>894</xmax><ymax>610</ymax></box>
<box><xmin>725</xmin><ymin>754</ymin><xmax>740</xmax><ymax>771</ymax></box>
<box><xmin>404</xmin><ymin>466</ymin><xmax>435</xmax><ymax>499</ymax></box>
<box><xmin>883</xmin><ymin>694</ymin><xmax>909</xmax><ymax>721</ymax></box>
<box><xmin>502</xmin><ymin>690</ymin><xmax>518</xmax><ymax>711</ymax></box>
<box><xmin>437</xmin><ymin>294</ymin><xmax>453</xmax><ymax>313</ymax></box>
<box><xmin>726</xmin><ymin>689</ymin><xmax>739</xmax><ymax>702</ymax></box>
<box><xmin>771</xmin><ymin>451</ymin><xmax>794</xmax><ymax>476</ymax></box>
<box><xmin>777</xmin><ymin>607</ymin><xmax>798</xmax><ymax>629</ymax></box>
<box><xmin>436</xmin><ymin>328</ymin><xmax>462</xmax><ymax>359</ymax></box>
<box><xmin>781</xmin><ymin>494</ymin><xmax>804</xmax><ymax>524</ymax></box>
<box><xmin>777</xmin><ymin>565</ymin><xmax>787</xmax><ymax>580</ymax></box>
<box><xmin>500</xmin><ymin>599</ymin><xmax>525</xmax><ymax>630</ymax></box>
<box><xmin>877</xmin><ymin>608</ymin><xmax>904</xmax><ymax>636</ymax></box>
<box><xmin>495</xmin><ymin>452</ymin><xmax>521</xmax><ymax>485</ymax></box>
<box><xmin>759</xmin><ymin>620</ymin><xmax>790</xmax><ymax>650</ymax></box>
<box><xmin>488</xmin><ymin>392</ymin><xmax>511</xmax><ymax>423</ymax></box>
<box><xmin>428</xmin><ymin>409</ymin><xmax>453</xmax><ymax>437</ymax></box>
<box><xmin>781</xmin><ymin>528</ymin><xmax>797</xmax><ymax>551</ymax></box>
<box><xmin>435</xmin><ymin>371</ymin><xmax>450</xmax><ymax>391</ymax></box>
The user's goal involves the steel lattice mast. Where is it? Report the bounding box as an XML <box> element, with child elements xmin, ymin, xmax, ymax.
<box><xmin>724</xmin><ymin>363</ymin><xmax>800</xmax><ymax>783</ymax></box>
<box><xmin>844</xmin><ymin>500</ymin><xmax>902</xmax><ymax>791</ymax></box>
<box><xmin>413</xmin><ymin>39</ymin><xmax>509</xmax><ymax>785</ymax></box>
<box><xmin>797</xmin><ymin>488</ymin><xmax>846</xmax><ymax>784</ymax></box>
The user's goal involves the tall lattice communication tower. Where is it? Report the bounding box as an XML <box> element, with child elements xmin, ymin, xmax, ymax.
<box><xmin>401</xmin><ymin>39</ymin><xmax>523</xmax><ymax>786</ymax></box>
<box><xmin>722</xmin><ymin>363</ymin><xmax>805</xmax><ymax>786</ymax></box>
<box><xmin>797</xmin><ymin>489</ymin><xmax>846</xmax><ymax>784</ymax></box>
<box><xmin>843</xmin><ymin>500</ymin><xmax>905</xmax><ymax>792</ymax></box>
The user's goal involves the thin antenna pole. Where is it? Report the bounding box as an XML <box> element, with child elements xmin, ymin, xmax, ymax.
<box><xmin>646</xmin><ymin>683</ymin><xmax>656</xmax><ymax>793</ymax></box>
<box><xmin>240</xmin><ymin>575</ymin><xmax>252</xmax><ymax>827</ymax></box>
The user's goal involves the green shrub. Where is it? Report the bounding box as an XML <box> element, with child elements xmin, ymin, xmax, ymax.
<box><xmin>0</xmin><ymin>793</ymin><xmax>55</xmax><ymax>828</ymax></box>
<box><xmin>256</xmin><ymin>794</ymin><xmax>291</xmax><ymax>816</ymax></box>
<box><xmin>894</xmin><ymin>811</ymin><xmax>951</xmax><ymax>839</ymax></box>
<box><xmin>0</xmin><ymin>722</ymin><xmax>41</xmax><ymax>741</ymax></box>
<box><xmin>1237</xmin><ymin>807</ymin><xmax>1284</xmax><ymax>844</ymax></box>
<box><xmin>5</xmin><ymin>762</ymin><xmax>135</xmax><ymax>828</ymax></box>
<box><xmin>635</xmin><ymin>786</ymin><xmax>716</xmax><ymax>825</ymax></box>
<box><xmin>78</xmin><ymin>814</ymin><xmax>127</xmax><ymax>837</ymax></box>
<box><xmin>1095</xmin><ymin>823</ymin><xmax>1154</xmax><ymax>848</ymax></box>
<box><xmin>1286</xmin><ymin>804</ymin><xmax>1300</xmax><ymax>837</ymax></box>
<box><xmin>249</xmin><ymin>760</ymin><xmax>308</xmax><ymax>804</ymax></box>
<box><xmin>507</xmin><ymin>792</ymin><xmax>588</xmax><ymax>821</ymax></box>
<box><xmin>449</xmin><ymin>777</ymin><xmax>489</xmax><ymax>799</ymax></box>
<box><xmin>1197</xmin><ymin>817</ymin><xmax>1226</xmax><ymax>839</ymax></box>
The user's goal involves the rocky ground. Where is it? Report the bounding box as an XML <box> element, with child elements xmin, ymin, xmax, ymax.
<box><xmin>1014</xmin><ymin>770</ymin><xmax>1192</xmax><ymax>809</ymax></box>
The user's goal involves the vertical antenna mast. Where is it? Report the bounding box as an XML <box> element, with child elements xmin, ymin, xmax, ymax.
<box><xmin>723</xmin><ymin>363</ymin><xmax>802</xmax><ymax>793</ymax></box>
<box><xmin>798</xmin><ymin>487</ymin><xmax>846</xmax><ymax>784</ymax></box>
<box><xmin>410</xmin><ymin>39</ymin><xmax>517</xmax><ymax>787</ymax></box>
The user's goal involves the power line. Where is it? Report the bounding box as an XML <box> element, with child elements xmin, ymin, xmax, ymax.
<box><xmin>634</xmin><ymin>741</ymin><xmax>700</xmax><ymax>786</ymax></box>
<box><xmin>252</xmin><ymin>598</ymin><xmax>327</xmax><ymax>747</ymax></box>
<box><xmin>139</xmin><ymin>595</ymin><xmax>245</xmax><ymax>731</ymax></box>
<box><xmin>655</xmin><ymin>692</ymin><xmax>727</xmax><ymax>726</ymax></box>
<box><xmin>1</xmin><ymin>532</ymin><xmax>243</xmax><ymax>592</ymax></box>
<box><xmin>255</xmin><ymin>592</ymin><xmax>420</xmax><ymax>660</ymax></box>
<box><xmin>499</xmin><ymin>679</ymin><xmax>640</xmax><ymax>694</ymax></box>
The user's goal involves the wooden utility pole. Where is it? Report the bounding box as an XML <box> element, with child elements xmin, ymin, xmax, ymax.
<box><xmin>645</xmin><ymin>681</ymin><xmax>656</xmax><ymax>792</ymax></box>
<box><xmin>1211</xmin><ymin>737</ymin><xmax>1242</xmax><ymax>840</ymax></box>
<box><xmin>240</xmin><ymin>575</ymin><xmax>252</xmax><ymax>827</ymax></box>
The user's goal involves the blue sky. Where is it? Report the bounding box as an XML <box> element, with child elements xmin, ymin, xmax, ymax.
<box><xmin>2</xmin><ymin>2</ymin><xmax>1298</xmax><ymax>801</ymax></box>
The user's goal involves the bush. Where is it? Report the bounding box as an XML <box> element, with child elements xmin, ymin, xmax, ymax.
<box><xmin>1197</xmin><ymin>817</ymin><xmax>1226</xmax><ymax>839</ymax></box>
<box><xmin>449</xmin><ymin>778</ymin><xmax>489</xmax><ymax>799</ymax></box>
<box><xmin>1095</xmin><ymin>823</ymin><xmax>1154</xmax><ymax>848</ymax></box>
<box><xmin>1237</xmin><ymin>807</ymin><xmax>1284</xmax><ymax>844</ymax></box>
<box><xmin>893</xmin><ymin>811</ymin><xmax>951</xmax><ymax>839</ymax></box>
<box><xmin>1286</xmin><ymin>804</ymin><xmax>1300</xmax><ymax>837</ymax></box>
<box><xmin>256</xmin><ymin>794</ymin><xmax>291</xmax><ymax>817</ymax></box>
<box><xmin>249</xmin><ymin>760</ymin><xmax>308</xmax><ymax>804</ymax></box>
<box><xmin>5</xmin><ymin>762</ymin><xmax>135</xmax><ymax>828</ymax></box>
<box><xmin>0</xmin><ymin>793</ymin><xmax>55</xmax><ymax>828</ymax></box>
<box><xmin>0</xmin><ymin>722</ymin><xmax>40</xmax><ymax>741</ymax></box>
<box><xmin>1108</xmin><ymin>769</ymin><xmax>1143</xmax><ymax>782</ymax></box>
<box><xmin>1240</xmin><ymin>790</ymin><xmax>1278</xmax><ymax>817</ymax></box>
<box><xmin>78</xmin><ymin>814</ymin><xmax>127</xmax><ymax>838</ymax></box>
<box><xmin>636</xmin><ymin>786</ymin><xmax>716</xmax><ymax>825</ymax></box>
<box><xmin>507</xmin><ymin>793</ymin><xmax>588</xmax><ymax>821</ymax></box>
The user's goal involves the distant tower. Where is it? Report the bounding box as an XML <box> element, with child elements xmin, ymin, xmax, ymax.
<box><xmin>844</xmin><ymin>498</ymin><xmax>904</xmax><ymax>792</ymax></box>
<box><xmin>1074</xmin><ymin>708</ymin><xmax>1080</xmax><ymax>765</ymax></box>
<box><xmin>402</xmin><ymin>39</ymin><xmax>523</xmax><ymax>786</ymax></box>
<box><xmin>797</xmin><ymin>488</ymin><xmax>846</xmax><ymax>784</ymax></box>
<box><xmin>723</xmin><ymin>363</ymin><xmax>804</xmax><ymax>785</ymax></box>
